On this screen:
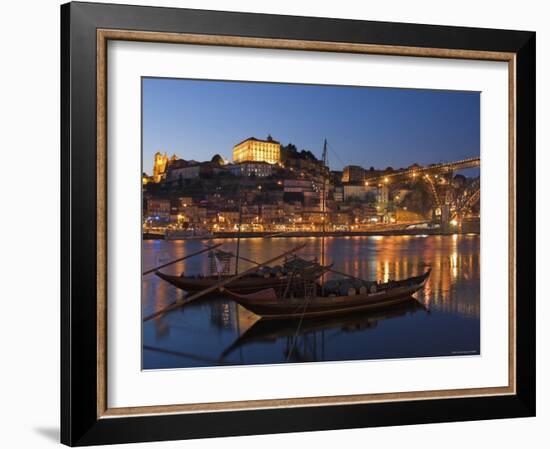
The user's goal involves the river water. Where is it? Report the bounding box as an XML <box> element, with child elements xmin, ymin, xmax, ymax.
<box><xmin>142</xmin><ymin>234</ymin><xmax>480</xmax><ymax>369</ymax></box>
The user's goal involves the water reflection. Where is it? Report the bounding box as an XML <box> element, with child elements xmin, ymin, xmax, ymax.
<box><xmin>221</xmin><ymin>300</ymin><xmax>427</xmax><ymax>363</ymax></box>
<box><xmin>143</xmin><ymin>235</ymin><xmax>480</xmax><ymax>369</ymax></box>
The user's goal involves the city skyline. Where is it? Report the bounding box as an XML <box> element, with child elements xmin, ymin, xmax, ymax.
<box><xmin>142</xmin><ymin>78</ymin><xmax>480</xmax><ymax>175</ymax></box>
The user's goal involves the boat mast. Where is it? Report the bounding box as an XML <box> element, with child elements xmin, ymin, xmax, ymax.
<box><xmin>234</xmin><ymin>195</ymin><xmax>243</xmax><ymax>275</ymax></box>
<box><xmin>321</xmin><ymin>139</ymin><xmax>328</xmax><ymax>292</ymax></box>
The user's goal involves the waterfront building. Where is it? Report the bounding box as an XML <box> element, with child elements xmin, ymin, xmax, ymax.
<box><xmin>233</xmin><ymin>135</ymin><xmax>281</xmax><ymax>164</ymax></box>
<box><xmin>283</xmin><ymin>179</ymin><xmax>306</xmax><ymax>204</ymax></box>
<box><xmin>377</xmin><ymin>185</ymin><xmax>389</xmax><ymax>204</ymax></box>
<box><xmin>342</xmin><ymin>165</ymin><xmax>365</xmax><ymax>184</ymax></box>
<box><xmin>178</xmin><ymin>197</ymin><xmax>193</xmax><ymax>208</ymax></box>
<box><xmin>330</xmin><ymin>211</ymin><xmax>351</xmax><ymax>226</ymax></box>
<box><xmin>283</xmin><ymin>202</ymin><xmax>303</xmax><ymax>226</ymax></box>
<box><xmin>217</xmin><ymin>210</ymin><xmax>240</xmax><ymax>228</ymax></box>
<box><xmin>163</xmin><ymin>158</ymin><xmax>230</xmax><ymax>182</ymax></box>
<box><xmin>283</xmin><ymin>202</ymin><xmax>302</xmax><ymax>214</ymax></box>
<box><xmin>264</xmin><ymin>189</ymin><xmax>284</xmax><ymax>205</ymax></box>
<box><xmin>284</xmin><ymin>157</ymin><xmax>323</xmax><ymax>177</ymax></box>
<box><xmin>283</xmin><ymin>179</ymin><xmax>322</xmax><ymax>207</ymax></box>
<box><xmin>237</xmin><ymin>204</ymin><xmax>260</xmax><ymax>229</ymax></box>
<box><xmin>330</xmin><ymin>170</ymin><xmax>343</xmax><ymax>185</ymax></box>
<box><xmin>303</xmin><ymin>190</ymin><xmax>321</xmax><ymax>209</ymax></box>
<box><xmin>225</xmin><ymin>164</ymin><xmax>242</xmax><ymax>177</ymax></box>
<box><xmin>260</xmin><ymin>204</ymin><xmax>284</xmax><ymax>224</ymax></box>
<box><xmin>229</xmin><ymin>161</ymin><xmax>273</xmax><ymax>177</ymax></box>
<box><xmin>199</xmin><ymin>160</ymin><xmax>228</xmax><ymax>177</ymax></box>
<box><xmin>351</xmin><ymin>204</ymin><xmax>379</xmax><ymax>223</ymax></box>
<box><xmin>364</xmin><ymin>167</ymin><xmax>384</xmax><ymax>180</ymax></box>
<box><xmin>145</xmin><ymin>198</ymin><xmax>171</xmax><ymax>222</ymax></box>
<box><xmin>167</xmin><ymin>162</ymin><xmax>201</xmax><ymax>180</ymax></box>
<box><xmin>303</xmin><ymin>210</ymin><xmax>324</xmax><ymax>225</ymax></box>
<box><xmin>343</xmin><ymin>184</ymin><xmax>376</xmax><ymax>201</ymax></box>
<box><xmin>283</xmin><ymin>179</ymin><xmax>315</xmax><ymax>193</ymax></box>
<box><xmin>179</xmin><ymin>205</ymin><xmax>207</xmax><ymax>225</ymax></box>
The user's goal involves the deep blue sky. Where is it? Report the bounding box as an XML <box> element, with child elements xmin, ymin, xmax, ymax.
<box><xmin>142</xmin><ymin>77</ymin><xmax>479</xmax><ymax>175</ymax></box>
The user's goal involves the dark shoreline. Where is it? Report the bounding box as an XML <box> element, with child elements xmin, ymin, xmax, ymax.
<box><xmin>143</xmin><ymin>229</ymin><xmax>480</xmax><ymax>240</ymax></box>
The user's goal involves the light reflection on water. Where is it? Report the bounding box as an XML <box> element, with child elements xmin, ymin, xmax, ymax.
<box><xmin>143</xmin><ymin>235</ymin><xmax>480</xmax><ymax>369</ymax></box>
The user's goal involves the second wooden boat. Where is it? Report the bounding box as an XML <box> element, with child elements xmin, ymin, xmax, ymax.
<box><xmin>155</xmin><ymin>256</ymin><xmax>331</xmax><ymax>294</ymax></box>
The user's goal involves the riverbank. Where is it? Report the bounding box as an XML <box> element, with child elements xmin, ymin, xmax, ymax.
<box><xmin>143</xmin><ymin>228</ymin><xmax>479</xmax><ymax>240</ymax></box>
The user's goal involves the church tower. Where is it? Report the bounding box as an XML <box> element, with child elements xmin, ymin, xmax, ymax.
<box><xmin>153</xmin><ymin>151</ymin><xmax>169</xmax><ymax>183</ymax></box>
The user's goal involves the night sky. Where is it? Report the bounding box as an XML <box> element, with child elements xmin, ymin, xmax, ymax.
<box><xmin>142</xmin><ymin>77</ymin><xmax>480</xmax><ymax>175</ymax></box>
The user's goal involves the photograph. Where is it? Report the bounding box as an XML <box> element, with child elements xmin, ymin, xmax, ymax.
<box><xmin>141</xmin><ymin>78</ymin><xmax>481</xmax><ymax>370</ymax></box>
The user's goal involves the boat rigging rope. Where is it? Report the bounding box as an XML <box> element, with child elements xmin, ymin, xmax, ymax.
<box><xmin>286</xmin><ymin>293</ymin><xmax>312</xmax><ymax>362</ymax></box>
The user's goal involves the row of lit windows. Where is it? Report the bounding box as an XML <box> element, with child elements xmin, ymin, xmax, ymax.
<box><xmin>234</xmin><ymin>142</ymin><xmax>279</xmax><ymax>151</ymax></box>
<box><xmin>234</xmin><ymin>140</ymin><xmax>280</xmax><ymax>162</ymax></box>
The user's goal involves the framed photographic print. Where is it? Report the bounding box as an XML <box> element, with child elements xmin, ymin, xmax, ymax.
<box><xmin>61</xmin><ymin>2</ymin><xmax>536</xmax><ymax>446</ymax></box>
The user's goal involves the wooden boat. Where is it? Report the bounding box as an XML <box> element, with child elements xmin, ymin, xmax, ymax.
<box><xmin>224</xmin><ymin>269</ymin><xmax>431</xmax><ymax>319</ymax></box>
<box><xmin>155</xmin><ymin>256</ymin><xmax>331</xmax><ymax>294</ymax></box>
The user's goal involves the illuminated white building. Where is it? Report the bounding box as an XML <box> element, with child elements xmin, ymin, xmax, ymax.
<box><xmin>232</xmin><ymin>135</ymin><xmax>281</xmax><ymax>164</ymax></box>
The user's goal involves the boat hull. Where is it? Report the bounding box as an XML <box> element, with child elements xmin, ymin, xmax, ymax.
<box><xmin>155</xmin><ymin>270</ymin><xmax>327</xmax><ymax>294</ymax></box>
<box><xmin>226</xmin><ymin>270</ymin><xmax>431</xmax><ymax>319</ymax></box>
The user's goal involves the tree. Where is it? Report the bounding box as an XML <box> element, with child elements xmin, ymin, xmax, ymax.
<box><xmin>364</xmin><ymin>191</ymin><xmax>376</xmax><ymax>205</ymax></box>
<box><xmin>401</xmin><ymin>184</ymin><xmax>433</xmax><ymax>216</ymax></box>
<box><xmin>453</xmin><ymin>174</ymin><xmax>466</xmax><ymax>187</ymax></box>
<box><xmin>280</xmin><ymin>143</ymin><xmax>318</xmax><ymax>162</ymax></box>
<box><xmin>280</xmin><ymin>143</ymin><xmax>298</xmax><ymax>162</ymax></box>
<box><xmin>299</xmin><ymin>149</ymin><xmax>317</xmax><ymax>161</ymax></box>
